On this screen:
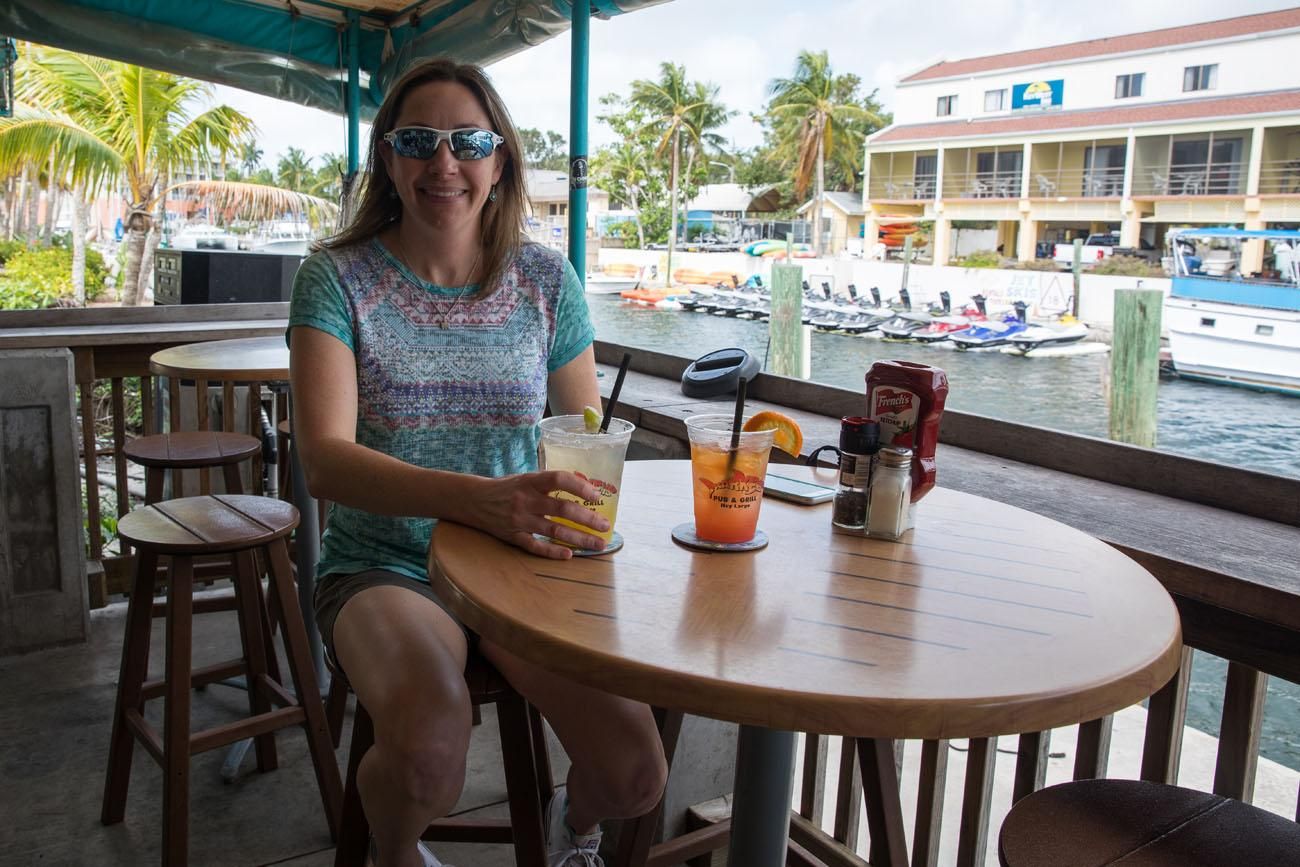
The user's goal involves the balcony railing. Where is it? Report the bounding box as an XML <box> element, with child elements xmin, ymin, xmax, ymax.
<box><xmin>1029</xmin><ymin>166</ymin><xmax>1125</xmax><ymax>197</ymax></box>
<box><xmin>943</xmin><ymin>170</ymin><xmax>1023</xmax><ymax>199</ymax></box>
<box><xmin>868</xmin><ymin>175</ymin><xmax>936</xmax><ymax>200</ymax></box>
<box><xmin>1132</xmin><ymin>161</ymin><xmax>1246</xmax><ymax>196</ymax></box>
<box><xmin>1259</xmin><ymin>158</ymin><xmax>1300</xmax><ymax>194</ymax></box>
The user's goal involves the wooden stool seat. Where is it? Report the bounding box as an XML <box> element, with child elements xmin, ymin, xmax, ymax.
<box><xmin>117</xmin><ymin>494</ymin><xmax>296</xmax><ymax>555</ymax></box>
<box><xmin>103</xmin><ymin>495</ymin><xmax>342</xmax><ymax>865</ymax></box>
<box><xmin>999</xmin><ymin>780</ymin><xmax>1300</xmax><ymax>866</ymax></box>
<box><xmin>329</xmin><ymin>651</ymin><xmax>551</xmax><ymax>867</ymax></box>
<box><xmin>124</xmin><ymin>430</ymin><xmax>261</xmax><ymax>469</ymax></box>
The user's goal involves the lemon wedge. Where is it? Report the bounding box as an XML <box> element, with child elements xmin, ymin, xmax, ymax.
<box><xmin>583</xmin><ymin>405</ymin><xmax>603</xmax><ymax>433</ymax></box>
<box><xmin>742</xmin><ymin>410</ymin><xmax>803</xmax><ymax>457</ymax></box>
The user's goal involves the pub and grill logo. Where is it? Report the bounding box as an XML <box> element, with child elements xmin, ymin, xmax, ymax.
<box><xmin>574</xmin><ymin>471</ymin><xmax>617</xmax><ymax>498</ymax></box>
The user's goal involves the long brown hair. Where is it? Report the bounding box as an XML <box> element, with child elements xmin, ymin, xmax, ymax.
<box><xmin>322</xmin><ymin>58</ymin><xmax>527</xmax><ymax>296</ymax></box>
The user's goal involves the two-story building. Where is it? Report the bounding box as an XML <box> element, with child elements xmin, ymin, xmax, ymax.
<box><xmin>863</xmin><ymin>8</ymin><xmax>1300</xmax><ymax>270</ymax></box>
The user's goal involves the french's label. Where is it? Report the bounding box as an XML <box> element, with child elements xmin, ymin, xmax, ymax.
<box><xmin>870</xmin><ymin>385</ymin><xmax>920</xmax><ymax>448</ymax></box>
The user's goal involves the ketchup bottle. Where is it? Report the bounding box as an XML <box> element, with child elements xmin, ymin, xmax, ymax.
<box><xmin>865</xmin><ymin>360</ymin><xmax>948</xmax><ymax>502</ymax></box>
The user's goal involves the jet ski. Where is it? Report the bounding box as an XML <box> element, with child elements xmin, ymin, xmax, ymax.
<box><xmin>1007</xmin><ymin>318</ymin><xmax>1090</xmax><ymax>353</ymax></box>
<box><xmin>950</xmin><ymin>315</ymin><xmax>1029</xmax><ymax>349</ymax></box>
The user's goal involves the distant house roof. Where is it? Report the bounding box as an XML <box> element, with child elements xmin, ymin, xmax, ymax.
<box><xmin>901</xmin><ymin>9</ymin><xmax>1300</xmax><ymax>83</ymax></box>
<box><xmin>686</xmin><ymin>183</ymin><xmax>782</xmax><ymax>214</ymax></box>
<box><xmin>525</xmin><ymin>170</ymin><xmax>572</xmax><ymax>202</ymax></box>
<box><xmin>797</xmin><ymin>191</ymin><xmax>864</xmax><ymax>217</ymax></box>
<box><xmin>870</xmin><ymin>88</ymin><xmax>1300</xmax><ymax>145</ymax></box>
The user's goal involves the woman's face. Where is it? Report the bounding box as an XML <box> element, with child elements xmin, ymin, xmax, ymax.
<box><xmin>381</xmin><ymin>79</ymin><xmax>505</xmax><ymax>237</ymax></box>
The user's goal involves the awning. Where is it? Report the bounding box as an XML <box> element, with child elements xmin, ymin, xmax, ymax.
<box><xmin>0</xmin><ymin>0</ymin><xmax>669</xmax><ymax>119</ymax></box>
<box><xmin>1169</xmin><ymin>227</ymin><xmax>1300</xmax><ymax>240</ymax></box>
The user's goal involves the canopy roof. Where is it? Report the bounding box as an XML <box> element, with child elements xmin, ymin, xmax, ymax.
<box><xmin>1170</xmin><ymin>227</ymin><xmax>1300</xmax><ymax>241</ymax></box>
<box><xmin>1</xmin><ymin>0</ymin><xmax>668</xmax><ymax>118</ymax></box>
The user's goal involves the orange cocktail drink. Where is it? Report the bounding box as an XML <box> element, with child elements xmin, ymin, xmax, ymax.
<box><xmin>538</xmin><ymin>415</ymin><xmax>635</xmax><ymax>545</ymax></box>
<box><xmin>685</xmin><ymin>414</ymin><xmax>775</xmax><ymax>543</ymax></box>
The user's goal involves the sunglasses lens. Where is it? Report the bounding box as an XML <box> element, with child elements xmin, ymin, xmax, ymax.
<box><xmin>392</xmin><ymin>128</ymin><xmax>439</xmax><ymax>159</ymax></box>
<box><xmin>450</xmin><ymin>129</ymin><xmax>498</xmax><ymax>160</ymax></box>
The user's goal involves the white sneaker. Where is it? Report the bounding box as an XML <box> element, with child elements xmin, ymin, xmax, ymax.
<box><xmin>368</xmin><ymin>838</ymin><xmax>450</xmax><ymax>867</ymax></box>
<box><xmin>545</xmin><ymin>790</ymin><xmax>604</xmax><ymax>867</ymax></box>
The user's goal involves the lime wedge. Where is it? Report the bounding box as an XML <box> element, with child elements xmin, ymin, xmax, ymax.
<box><xmin>583</xmin><ymin>405</ymin><xmax>603</xmax><ymax>433</ymax></box>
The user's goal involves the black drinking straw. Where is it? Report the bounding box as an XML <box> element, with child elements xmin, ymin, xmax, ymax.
<box><xmin>725</xmin><ymin>377</ymin><xmax>747</xmax><ymax>475</ymax></box>
<box><xmin>599</xmin><ymin>352</ymin><xmax>632</xmax><ymax>433</ymax></box>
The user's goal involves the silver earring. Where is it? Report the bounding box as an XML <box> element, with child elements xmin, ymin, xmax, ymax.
<box><xmin>488</xmin><ymin>185</ymin><xmax>497</xmax><ymax>202</ymax></box>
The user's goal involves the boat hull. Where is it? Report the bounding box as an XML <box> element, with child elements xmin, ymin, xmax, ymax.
<box><xmin>1166</xmin><ymin>296</ymin><xmax>1300</xmax><ymax>396</ymax></box>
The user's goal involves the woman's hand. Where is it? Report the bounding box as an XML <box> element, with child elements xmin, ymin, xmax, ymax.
<box><xmin>471</xmin><ymin>471</ymin><xmax>612</xmax><ymax>559</ymax></box>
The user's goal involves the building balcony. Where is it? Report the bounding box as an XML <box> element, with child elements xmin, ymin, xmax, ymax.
<box><xmin>943</xmin><ymin>169</ymin><xmax>1023</xmax><ymax>199</ymax></box>
<box><xmin>866</xmin><ymin>174</ymin><xmax>936</xmax><ymax>201</ymax></box>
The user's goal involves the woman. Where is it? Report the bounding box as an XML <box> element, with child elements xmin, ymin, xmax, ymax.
<box><xmin>289</xmin><ymin>58</ymin><xmax>667</xmax><ymax>867</ymax></box>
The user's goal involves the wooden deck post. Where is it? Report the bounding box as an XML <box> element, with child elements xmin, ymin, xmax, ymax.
<box><xmin>769</xmin><ymin>263</ymin><xmax>809</xmax><ymax>379</ymax></box>
<box><xmin>1108</xmin><ymin>288</ymin><xmax>1162</xmax><ymax>448</ymax></box>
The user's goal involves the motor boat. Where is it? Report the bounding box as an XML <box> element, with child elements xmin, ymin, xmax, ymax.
<box><xmin>168</xmin><ymin>222</ymin><xmax>236</xmax><ymax>250</ymax></box>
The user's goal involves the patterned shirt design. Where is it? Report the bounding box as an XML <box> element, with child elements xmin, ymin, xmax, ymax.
<box><xmin>288</xmin><ymin>238</ymin><xmax>594</xmax><ymax>584</ymax></box>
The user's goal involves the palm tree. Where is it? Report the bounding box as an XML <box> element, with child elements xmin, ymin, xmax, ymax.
<box><xmin>595</xmin><ymin>140</ymin><xmax>653</xmax><ymax>250</ymax></box>
<box><xmin>276</xmin><ymin>147</ymin><xmax>314</xmax><ymax>194</ymax></box>
<box><xmin>630</xmin><ymin>63</ymin><xmax>732</xmax><ymax>282</ymax></box>
<box><xmin>240</xmin><ymin>141</ymin><xmax>264</xmax><ymax>177</ymax></box>
<box><xmin>767</xmin><ymin>50</ymin><xmax>880</xmax><ymax>256</ymax></box>
<box><xmin>0</xmin><ymin>45</ymin><xmax>256</xmax><ymax>304</ymax></box>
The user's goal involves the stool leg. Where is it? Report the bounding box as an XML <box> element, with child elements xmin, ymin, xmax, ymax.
<box><xmin>231</xmin><ymin>549</ymin><xmax>279</xmax><ymax>773</ymax></box>
<box><xmin>163</xmin><ymin>555</ymin><xmax>196</xmax><ymax>866</ymax></box>
<box><xmin>102</xmin><ymin>547</ymin><xmax>159</xmax><ymax>826</ymax></box>
<box><xmin>145</xmin><ymin>466</ymin><xmax>165</xmax><ymax>505</ymax></box>
<box><xmin>325</xmin><ymin>676</ymin><xmax>349</xmax><ymax>750</ymax></box>
<box><xmin>266</xmin><ymin>538</ymin><xmax>343</xmax><ymax>839</ymax></box>
<box><xmin>335</xmin><ymin>703</ymin><xmax>374</xmax><ymax>867</ymax></box>
<box><xmin>221</xmin><ymin>461</ymin><xmax>244</xmax><ymax>496</ymax></box>
<box><xmin>497</xmin><ymin>693</ymin><xmax>547</xmax><ymax>867</ymax></box>
<box><xmin>529</xmin><ymin>704</ymin><xmax>555</xmax><ymax>809</ymax></box>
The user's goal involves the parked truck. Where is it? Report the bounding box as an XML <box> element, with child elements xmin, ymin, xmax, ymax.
<box><xmin>1053</xmin><ymin>232</ymin><xmax>1121</xmax><ymax>269</ymax></box>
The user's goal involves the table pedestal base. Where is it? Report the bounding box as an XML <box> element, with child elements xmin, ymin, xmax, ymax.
<box><xmin>729</xmin><ymin>725</ymin><xmax>796</xmax><ymax>866</ymax></box>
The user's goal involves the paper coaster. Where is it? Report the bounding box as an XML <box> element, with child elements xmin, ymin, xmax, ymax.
<box><xmin>536</xmin><ymin>531</ymin><xmax>624</xmax><ymax>556</ymax></box>
<box><xmin>670</xmin><ymin>523</ymin><xmax>768</xmax><ymax>552</ymax></box>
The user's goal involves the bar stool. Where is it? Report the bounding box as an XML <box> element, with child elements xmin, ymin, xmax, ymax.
<box><xmin>331</xmin><ymin>652</ymin><xmax>552</xmax><ymax>867</ymax></box>
<box><xmin>999</xmin><ymin>779</ymin><xmax>1300</xmax><ymax>866</ymax></box>
<box><xmin>124</xmin><ymin>429</ymin><xmax>261</xmax><ymax>504</ymax></box>
<box><xmin>101</xmin><ymin>494</ymin><xmax>343</xmax><ymax>866</ymax></box>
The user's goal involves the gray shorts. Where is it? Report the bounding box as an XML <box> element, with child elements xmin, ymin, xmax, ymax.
<box><xmin>313</xmin><ymin>569</ymin><xmax>472</xmax><ymax>677</ymax></box>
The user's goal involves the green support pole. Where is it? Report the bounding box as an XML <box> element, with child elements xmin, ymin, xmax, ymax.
<box><xmin>1072</xmin><ymin>238</ymin><xmax>1083</xmax><ymax>319</ymax></box>
<box><xmin>346</xmin><ymin>11</ymin><xmax>360</xmax><ymax>176</ymax></box>
<box><xmin>1109</xmin><ymin>288</ymin><xmax>1163</xmax><ymax>448</ymax></box>
<box><xmin>567</xmin><ymin>1</ymin><xmax>590</xmax><ymax>283</ymax></box>
<box><xmin>769</xmin><ymin>264</ymin><xmax>808</xmax><ymax>379</ymax></box>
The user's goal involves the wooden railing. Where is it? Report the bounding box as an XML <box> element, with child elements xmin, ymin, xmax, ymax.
<box><xmin>0</xmin><ymin>303</ymin><xmax>289</xmax><ymax>606</ymax></box>
<box><xmin>1</xmin><ymin>312</ymin><xmax>1295</xmax><ymax>862</ymax></box>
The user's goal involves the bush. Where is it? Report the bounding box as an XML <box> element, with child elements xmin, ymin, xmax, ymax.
<box><xmin>0</xmin><ymin>245</ymin><xmax>111</xmax><ymax>309</ymax></box>
<box><xmin>0</xmin><ymin>239</ymin><xmax>27</xmax><ymax>266</ymax></box>
<box><xmin>1017</xmin><ymin>258</ymin><xmax>1062</xmax><ymax>271</ymax></box>
<box><xmin>1091</xmin><ymin>255</ymin><xmax>1165</xmax><ymax>277</ymax></box>
<box><xmin>954</xmin><ymin>249</ymin><xmax>1002</xmax><ymax>269</ymax></box>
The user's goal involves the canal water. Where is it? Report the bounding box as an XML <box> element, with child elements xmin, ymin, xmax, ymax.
<box><xmin>588</xmin><ymin>295</ymin><xmax>1300</xmax><ymax>773</ymax></box>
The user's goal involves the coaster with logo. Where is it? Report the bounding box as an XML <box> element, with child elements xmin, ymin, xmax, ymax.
<box><xmin>535</xmin><ymin>531</ymin><xmax>624</xmax><ymax>557</ymax></box>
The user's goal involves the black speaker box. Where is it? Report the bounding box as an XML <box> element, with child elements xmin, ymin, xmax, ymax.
<box><xmin>154</xmin><ymin>249</ymin><xmax>303</xmax><ymax>305</ymax></box>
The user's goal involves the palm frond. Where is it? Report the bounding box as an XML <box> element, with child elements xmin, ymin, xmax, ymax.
<box><xmin>166</xmin><ymin>180</ymin><xmax>339</xmax><ymax>223</ymax></box>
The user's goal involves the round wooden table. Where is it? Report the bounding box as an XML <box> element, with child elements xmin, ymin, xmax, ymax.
<box><xmin>148</xmin><ymin>337</ymin><xmax>325</xmax><ymax>684</ymax></box>
<box><xmin>429</xmin><ymin>460</ymin><xmax>1183</xmax><ymax>866</ymax></box>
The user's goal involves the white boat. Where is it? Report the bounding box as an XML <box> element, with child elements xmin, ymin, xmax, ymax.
<box><xmin>585</xmin><ymin>274</ymin><xmax>643</xmax><ymax>295</ymax></box>
<box><xmin>168</xmin><ymin>222</ymin><xmax>237</xmax><ymax>250</ymax></box>
<box><xmin>1165</xmin><ymin>228</ymin><xmax>1300</xmax><ymax>396</ymax></box>
<box><xmin>250</xmin><ymin>219</ymin><xmax>314</xmax><ymax>256</ymax></box>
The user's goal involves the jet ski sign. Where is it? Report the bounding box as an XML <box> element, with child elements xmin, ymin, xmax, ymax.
<box><xmin>1012</xmin><ymin>79</ymin><xmax>1063</xmax><ymax>111</ymax></box>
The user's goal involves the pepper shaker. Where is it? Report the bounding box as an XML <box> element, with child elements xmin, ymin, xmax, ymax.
<box><xmin>832</xmin><ymin>417</ymin><xmax>878</xmax><ymax>531</ymax></box>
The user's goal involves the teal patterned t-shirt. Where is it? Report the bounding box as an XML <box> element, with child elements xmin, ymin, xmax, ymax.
<box><xmin>287</xmin><ymin>238</ymin><xmax>594</xmax><ymax>586</ymax></box>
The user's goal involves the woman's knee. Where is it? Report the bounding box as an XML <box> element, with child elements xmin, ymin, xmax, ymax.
<box><xmin>370</xmin><ymin>716</ymin><xmax>471</xmax><ymax>808</ymax></box>
<box><xmin>600</xmin><ymin>741</ymin><xmax>669</xmax><ymax>817</ymax></box>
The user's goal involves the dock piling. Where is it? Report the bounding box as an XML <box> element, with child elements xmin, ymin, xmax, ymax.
<box><xmin>769</xmin><ymin>264</ymin><xmax>809</xmax><ymax>379</ymax></box>
<box><xmin>1109</xmin><ymin>288</ymin><xmax>1163</xmax><ymax>448</ymax></box>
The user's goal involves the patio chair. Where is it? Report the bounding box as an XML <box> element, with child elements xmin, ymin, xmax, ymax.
<box><xmin>968</xmin><ymin>179</ymin><xmax>990</xmax><ymax>198</ymax></box>
<box><xmin>883</xmin><ymin>182</ymin><xmax>901</xmax><ymax>198</ymax></box>
<box><xmin>1149</xmin><ymin>170</ymin><xmax>1169</xmax><ymax>195</ymax></box>
<box><xmin>999</xmin><ymin>779</ymin><xmax>1300</xmax><ymax>866</ymax></box>
<box><xmin>1035</xmin><ymin>174</ymin><xmax>1057</xmax><ymax>196</ymax></box>
<box><xmin>102</xmin><ymin>495</ymin><xmax>342</xmax><ymax>866</ymax></box>
<box><xmin>329</xmin><ymin>653</ymin><xmax>552</xmax><ymax>867</ymax></box>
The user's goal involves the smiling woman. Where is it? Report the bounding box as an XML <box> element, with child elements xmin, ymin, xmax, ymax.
<box><xmin>286</xmin><ymin>57</ymin><xmax>667</xmax><ymax>867</ymax></box>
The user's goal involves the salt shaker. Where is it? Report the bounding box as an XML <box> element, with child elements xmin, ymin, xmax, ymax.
<box><xmin>866</xmin><ymin>447</ymin><xmax>912</xmax><ymax>540</ymax></box>
<box><xmin>832</xmin><ymin>417</ymin><xmax>879</xmax><ymax>531</ymax></box>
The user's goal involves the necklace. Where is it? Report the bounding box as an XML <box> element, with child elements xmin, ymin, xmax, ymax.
<box><xmin>391</xmin><ymin>233</ymin><xmax>482</xmax><ymax>329</ymax></box>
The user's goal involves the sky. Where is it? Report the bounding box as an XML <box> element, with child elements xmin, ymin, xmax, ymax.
<box><xmin>212</xmin><ymin>0</ymin><xmax>1298</xmax><ymax>171</ymax></box>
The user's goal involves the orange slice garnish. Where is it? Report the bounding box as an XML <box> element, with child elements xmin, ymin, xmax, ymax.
<box><xmin>742</xmin><ymin>410</ymin><xmax>804</xmax><ymax>457</ymax></box>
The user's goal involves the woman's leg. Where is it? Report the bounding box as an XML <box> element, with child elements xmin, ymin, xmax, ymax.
<box><xmin>479</xmin><ymin>639</ymin><xmax>668</xmax><ymax>834</ymax></box>
<box><xmin>334</xmin><ymin>585</ymin><xmax>471</xmax><ymax>867</ymax></box>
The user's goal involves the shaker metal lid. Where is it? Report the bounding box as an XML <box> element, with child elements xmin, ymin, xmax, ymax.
<box><xmin>878</xmin><ymin>446</ymin><xmax>913</xmax><ymax>468</ymax></box>
<box><xmin>839</xmin><ymin>416</ymin><xmax>880</xmax><ymax>454</ymax></box>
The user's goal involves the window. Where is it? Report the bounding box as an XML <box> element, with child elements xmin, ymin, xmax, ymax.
<box><xmin>1115</xmin><ymin>73</ymin><xmax>1144</xmax><ymax>99</ymax></box>
<box><xmin>1256</xmin><ymin>324</ymin><xmax>1275</xmax><ymax>337</ymax></box>
<box><xmin>1183</xmin><ymin>64</ymin><xmax>1218</xmax><ymax>92</ymax></box>
<box><xmin>936</xmin><ymin>95</ymin><xmax>957</xmax><ymax>117</ymax></box>
<box><xmin>1200</xmin><ymin>318</ymin><xmax>1216</xmax><ymax>328</ymax></box>
<box><xmin>983</xmin><ymin>89</ymin><xmax>1005</xmax><ymax>112</ymax></box>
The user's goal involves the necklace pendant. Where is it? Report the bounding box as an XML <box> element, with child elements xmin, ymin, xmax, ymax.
<box><xmin>439</xmin><ymin>320</ymin><xmax>448</xmax><ymax>329</ymax></box>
